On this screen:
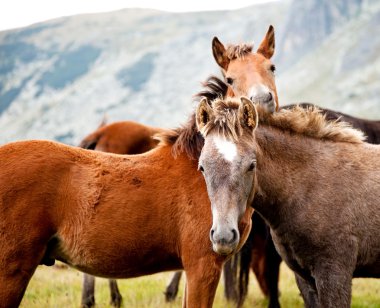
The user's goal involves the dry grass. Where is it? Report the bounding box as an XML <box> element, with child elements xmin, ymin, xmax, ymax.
<box><xmin>20</xmin><ymin>262</ymin><xmax>380</xmax><ymax>307</ymax></box>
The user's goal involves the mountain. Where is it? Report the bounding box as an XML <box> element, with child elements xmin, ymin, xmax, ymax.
<box><xmin>277</xmin><ymin>0</ymin><xmax>380</xmax><ymax>117</ymax></box>
<box><xmin>0</xmin><ymin>0</ymin><xmax>379</xmax><ymax>145</ymax></box>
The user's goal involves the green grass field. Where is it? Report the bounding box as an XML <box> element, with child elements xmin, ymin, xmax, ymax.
<box><xmin>20</xmin><ymin>263</ymin><xmax>380</xmax><ymax>307</ymax></box>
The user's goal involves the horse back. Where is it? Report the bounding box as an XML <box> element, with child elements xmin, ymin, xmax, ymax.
<box><xmin>0</xmin><ymin>140</ymin><xmax>103</xmax><ymax>225</ymax></box>
<box><xmin>79</xmin><ymin>121</ymin><xmax>163</xmax><ymax>154</ymax></box>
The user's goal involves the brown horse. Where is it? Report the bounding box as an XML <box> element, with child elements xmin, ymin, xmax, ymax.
<box><xmin>196</xmin><ymin>95</ymin><xmax>380</xmax><ymax>308</ymax></box>
<box><xmin>0</xmin><ymin>110</ymin><xmax>256</xmax><ymax>307</ymax></box>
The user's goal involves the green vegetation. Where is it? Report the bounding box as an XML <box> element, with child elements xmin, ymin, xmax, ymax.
<box><xmin>21</xmin><ymin>263</ymin><xmax>380</xmax><ymax>307</ymax></box>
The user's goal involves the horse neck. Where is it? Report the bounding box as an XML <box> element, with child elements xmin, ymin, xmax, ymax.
<box><xmin>253</xmin><ymin>125</ymin><xmax>347</xmax><ymax>228</ymax></box>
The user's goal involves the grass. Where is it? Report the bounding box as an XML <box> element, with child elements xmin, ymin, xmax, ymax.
<box><xmin>20</xmin><ymin>263</ymin><xmax>380</xmax><ymax>307</ymax></box>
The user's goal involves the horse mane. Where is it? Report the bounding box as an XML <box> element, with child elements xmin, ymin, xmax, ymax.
<box><xmin>199</xmin><ymin>98</ymin><xmax>244</xmax><ymax>142</ymax></box>
<box><xmin>156</xmin><ymin>75</ymin><xmax>230</xmax><ymax>160</ymax></box>
<box><xmin>225</xmin><ymin>43</ymin><xmax>254</xmax><ymax>60</ymax></box>
<box><xmin>260</xmin><ymin>104</ymin><xmax>365</xmax><ymax>144</ymax></box>
<box><xmin>193</xmin><ymin>75</ymin><xmax>229</xmax><ymax>102</ymax></box>
<box><xmin>157</xmin><ymin>76</ymin><xmax>365</xmax><ymax>161</ymax></box>
<box><xmin>201</xmin><ymin>100</ymin><xmax>365</xmax><ymax>144</ymax></box>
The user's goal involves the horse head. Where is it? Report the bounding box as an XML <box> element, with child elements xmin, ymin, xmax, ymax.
<box><xmin>212</xmin><ymin>25</ymin><xmax>278</xmax><ymax>113</ymax></box>
<box><xmin>196</xmin><ymin>96</ymin><xmax>258</xmax><ymax>255</ymax></box>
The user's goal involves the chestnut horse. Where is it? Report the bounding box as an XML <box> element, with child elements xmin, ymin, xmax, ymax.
<box><xmin>0</xmin><ymin>110</ymin><xmax>256</xmax><ymax>307</ymax></box>
<box><xmin>196</xmin><ymin>95</ymin><xmax>380</xmax><ymax>308</ymax></box>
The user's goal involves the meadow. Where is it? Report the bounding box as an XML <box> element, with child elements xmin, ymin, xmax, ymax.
<box><xmin>21</xmin><ymin>262</ymin><xmax>380</xmax><ymax>307</ymax></box>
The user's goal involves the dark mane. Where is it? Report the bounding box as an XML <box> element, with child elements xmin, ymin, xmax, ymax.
<box><xmin>193</xmin><ymin>75</ymin><xmax>229</xmax><ymax>103</ymax></box>
<box><xmin>157</xmin><ymin>76</ymin><xmax>229</xmax><ymax>160</ymax></box>
<box><xmin>156</xmin><ymin>115</ymin><xmax>203</xmax><ymax>160</ymax></box>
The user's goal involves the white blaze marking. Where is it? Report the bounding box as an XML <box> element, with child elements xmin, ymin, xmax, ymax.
<box><xmin>248</xmin><ymin>84</ymin><xmax>270</xmax><ymax>100</ymax></box>
<box><xmin>214</xmin><ymin>137</ymin><xmax>237</xmax><ymax>162</ymax></box>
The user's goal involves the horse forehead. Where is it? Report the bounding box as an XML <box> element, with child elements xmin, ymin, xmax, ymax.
<box><xmin>213</xmin><ymin>136</ymin><xmax>238</xmax><ymax>163</ymax></box>
<box><xmin>228</xmin><ymin>55</ymin><xmax>268</xmax><ymax>83</ymax></box>
<box><xmin>229</xmin><ymin>53</ymin><xmax>265</xmax><ymax>71</ymax></box>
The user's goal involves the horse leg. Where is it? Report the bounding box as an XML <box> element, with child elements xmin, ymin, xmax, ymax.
<box><xmin>165</xmin><ymin>271</ymin><xmax>183</xmax><ymax>302</ymax></box>
<box><xmin>81</xmin><ymin>274</ymin><xmax>95</xmax><ymax>308</ymax></box>
<box><xmin>295</xmin><ymin>274</ymin><xmax>319</xmax><ymax>308</ymax></box>
<box><xmin>184</xmin><ymin>263</ymin><xmax>222</xmax><ymax>308</ymax></box>
<box><xmin>314</xmin><ymin>264</ymin><xmax>352</xmax><ymax>308</ymax></box>
<box><xmin>0</xmin><ymin>266</ymin><xmax>36</xmax><ymax>308</ymax></box>
<box><xmin>109</xmin><ymin>279</ymin><xmax>122</xmax><ymax>307</ymax></box>
<box><xmin>0</xmin><ymin>240</ymin><xmax>45</xmax><ymax>308</ymax></box>
<box><xmin>251</xmin><ymin>213</ymin><xmax>281</xmax><ymax>308</ymax></box>
<box><xmin>222</xmin><ymin>258</ymin><xmax>238</xmax><ymax>301</ymax></box>
<box><xmin>263</xmin><ymin>236</ymin><xmax>281</xmax><ymax>308</ymax></box>
<box><xmin>251</xmin><ymin>232</ymin><xmax>269</xmax><ymax>294</ymax></box>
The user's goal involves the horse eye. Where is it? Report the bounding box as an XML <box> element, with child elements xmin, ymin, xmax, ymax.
<box><xmin>270</xmin><ymin>64</ymin><xmax>276</xmax><ymax>73</ymax></box>
<box><xmin>199</xmin><ymin>165</ymin><xmax>204</xmax><ymax>172</ymax></box>
<box><xmin>226</xmin><ymin>77</ymin><xmax>234</xmax><ymax>85</ymax></box>
<box><xmin>248</xmin><ymin>161</ymin><xmax>256</xmax><ymax>172</ymax></box>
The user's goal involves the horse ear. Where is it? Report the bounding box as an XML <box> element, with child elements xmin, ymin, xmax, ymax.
<box><xmin>212</xmin><ymin>37</ymin><xmax>229</xmax><ymax>71</ymax></box>
<box><xmin>257</xmin><ymin>25</ymin><xmax>275</xmax><ymax>59</ymax></box>
<box><xmin>196</xmin><ymin>98</ymin><xmax>213</xmax><ymax>132</ymax></box>
<box><xmin>239</xmin><ymin>97</ymin><xmax>258</xmax><ymax>131</ymax></box>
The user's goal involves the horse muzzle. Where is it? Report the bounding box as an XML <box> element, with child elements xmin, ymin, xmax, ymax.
<box><xmin>210</xmin><ymin>227</ymin><xmax>239</xmax><ymax>255</ymax></box>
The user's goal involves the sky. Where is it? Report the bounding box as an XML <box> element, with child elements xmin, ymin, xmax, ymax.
<box><xmin>0</xmin><ymin>0</ymin><xmax>276</xmax><ymax>31</ymax></box>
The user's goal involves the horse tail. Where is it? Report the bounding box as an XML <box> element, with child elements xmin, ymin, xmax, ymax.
<box><xmin>78</xmin><ymin>131</ymin><xmax>101</xmax><ymax>150</ymax></box>
<box><xmin>223</xmin><ymin>227</ymin><xmax>253</xmax><ymax>307</ymax></box>
<box><xmin>98</xmin><ymin>114</ymin><xmax>108</xmax><ymax>128</ymax></box>
<box><xmin>78</xmin><ymin>116</ymin><xmax>108</xmax><ymax>150</ymax></box>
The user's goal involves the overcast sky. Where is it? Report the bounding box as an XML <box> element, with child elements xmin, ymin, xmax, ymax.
<box><xmin>0</xmin><ymin>0</ymin><xmax>276</xmax><ymax>31</ymax></box>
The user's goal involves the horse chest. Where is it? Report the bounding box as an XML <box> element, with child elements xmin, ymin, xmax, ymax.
<box><xmin>270</xmin><ymin>228</ymin><xmax>313</xmax><ymax>279</ymax></box>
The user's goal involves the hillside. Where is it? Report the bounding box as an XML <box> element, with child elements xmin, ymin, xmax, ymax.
<box><xmin>0</xmin><ymin>0</ymin><xmax>379</xmax><ymax>144</ymax></box>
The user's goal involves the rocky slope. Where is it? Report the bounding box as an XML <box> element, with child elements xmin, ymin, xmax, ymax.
<box><xmin>0</xmin><ymin>0</ymin><xmax>379</xmax><ymax>144</ymax></box>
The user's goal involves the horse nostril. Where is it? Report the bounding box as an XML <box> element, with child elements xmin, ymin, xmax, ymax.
<box><xmin>267</xmin><ymin>92</ymin><xmax>273</xmax><ymax>101</ymax></box>
<box><xmin>231</xmin><ymin>229</ymin><xmax>238</xmax><ymax>243</ymax></box>
<box><xmin>210</xmin><ymin>229</ymin><xmax>215</xmax><ymax>241</ymax></box>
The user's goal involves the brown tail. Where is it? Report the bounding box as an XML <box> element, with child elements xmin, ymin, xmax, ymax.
<box><xmin>78</xmin><ymin>131</ymin><xmax>101</xmax><ymax>150</ymax></box>
<box><xmin>78</xmin><ymin>116</ymin><xmax>108</xmax><ymax>150</ymax></box>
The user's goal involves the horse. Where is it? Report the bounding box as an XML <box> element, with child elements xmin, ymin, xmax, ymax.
<box><xmin>0</xmin><ymin>104</ymin><xmax>256</xmax><ymax>307</ymax></box>
<box><xmin>195</xmin><ymin>95</ymin><xmax>380</xmax><ymax>308</ymax></box>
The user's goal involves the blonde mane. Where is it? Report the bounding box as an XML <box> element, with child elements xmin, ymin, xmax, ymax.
<box><xmin>199</xmin><ymin>98</ymin><xmax>244</xmax><ymax>142</ymax></box>
<box><xmin>259</xmin><ymin>104</ymin><xmax>365</xmax><ymax>144</ymax></box>
<box><xmin>199</xmin><ymin>98</ymin><xmax>365</xmax><ymax>144</ymax></box>
<box><xmin>225</xmin><ymin>43</ymin><xmax>253</xmax><ymax>60</ymax></box>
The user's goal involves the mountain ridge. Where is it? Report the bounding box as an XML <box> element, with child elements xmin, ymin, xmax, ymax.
<box><xmin>0</xmin><ymin>0</ymin><xmax>378</xmax><ymax>144</ymax></box>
